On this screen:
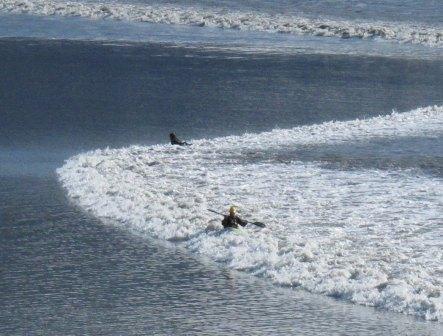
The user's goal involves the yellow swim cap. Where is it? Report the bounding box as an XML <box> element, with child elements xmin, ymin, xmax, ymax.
<box><xmin>229</xmin><ymin>206</ymin><xmax>237</xmax><ymax>216</ymax></box>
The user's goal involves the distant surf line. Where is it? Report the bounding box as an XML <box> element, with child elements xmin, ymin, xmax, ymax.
<box><xmin>1</xmin><ymin>0</ymin><xmax>442</xmax><ymax>47</ymax></box>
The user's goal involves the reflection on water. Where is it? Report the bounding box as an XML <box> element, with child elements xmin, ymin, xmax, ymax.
<box><xmin>1</xmin><ymin>176</ymin><xmax>442</xmax><ymax>335</ymax></box>
<box><xmin>240</xmin><ymin>136</ymin><xmax>443</xmax><ymax>177</ymax></box>
<box><xmin>1</xmin><ymin>39</ymin><xmax>442</xmax><ymax>151</ymax></box>
<box><xmin>1</xmin><ymin>38</ymin><xmax>442</xmax><ymax>334</ymax></box>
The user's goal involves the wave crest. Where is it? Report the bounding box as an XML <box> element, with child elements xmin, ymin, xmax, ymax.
<box><xmin>1</xmin><ymin>0</ymin><xmax>442</xmax><ymax>46</ymax></box>
<box><xmin>57</xmin><ymin>106</ymin><xmax>443</xmax><ymax>320</ymax></box>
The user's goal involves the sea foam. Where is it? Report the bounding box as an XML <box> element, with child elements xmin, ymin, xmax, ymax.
<box><xmin>1</xmin><ymin>0</ymin><xmax>442</xmax><ymax>47</ymax></box>
<box><xmin>58</xmin><ymin>105</ymin><xmax>443</xmax><ymax>320</ymax></box>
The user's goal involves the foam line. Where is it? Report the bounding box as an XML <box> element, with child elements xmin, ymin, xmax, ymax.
<box><xmin>1</xmin><ymin>0</ymin><xmax>442</xmax><ymax>46</ymax></box>
<box><xmin>58</xmin><ymin>106</ymin><xmax>443</xmax><ymax>320</ymax></box>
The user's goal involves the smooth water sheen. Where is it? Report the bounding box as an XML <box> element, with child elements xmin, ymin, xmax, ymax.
<box><xmin>1</xmin><ymin>0</ymin><xmax>442</xmax><ymax>333</ymax></box>
<box><xmin>2</xmin><ymin>177</ymin><xmax>442</xmax><ymax>335</ymax></box>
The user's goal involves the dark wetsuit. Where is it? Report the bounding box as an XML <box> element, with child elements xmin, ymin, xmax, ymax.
<box><xmin>222</xmin><ymin>215</ymin><xmax>247</xmax><ymax>229</ymax></box>
<box><xmin>170</xmin><ymin>133</ymin><xmax>190</xmax><ymax>146</ymax></box>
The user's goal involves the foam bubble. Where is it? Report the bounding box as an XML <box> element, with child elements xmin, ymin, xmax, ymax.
<box><xmin>1</xmin><ymin>0</ymin><xmax>442</xmax><ymax>46</ymax></box>
<box><xmin>58</xmin><ymin>105</ymin><xmax>443</xmax><ymax>320</ymax></box>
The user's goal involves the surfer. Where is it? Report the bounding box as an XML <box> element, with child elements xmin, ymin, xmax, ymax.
<box><xmin>222</xmin><ymin>206</ymin><xmax>248</xmax><ymax>229</ymax></box>
<box><xmin>169</xmin><ymin>132</ymin><xmax>191</xmax><ymax>146</ymax></box>
<box><xmin>208</xmin><ymin>208</ymin><xmax>266</xmax><ymax>228</ymax></box>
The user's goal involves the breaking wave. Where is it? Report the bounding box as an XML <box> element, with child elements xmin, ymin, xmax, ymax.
<box><xmin>1</xmin><ymin>0</ymin><xmax>442</xmax><ymax>46</ymax></box>
<box><xmin>57</xmin><ymin>106</ymin><xmax>443</xmax><ymax>320</ymax></box>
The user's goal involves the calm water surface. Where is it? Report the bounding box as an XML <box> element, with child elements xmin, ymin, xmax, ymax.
<box><xmin>1</xmin><ymin>39</ymin><xmax>442</xmax><ymax>335</ymax></box>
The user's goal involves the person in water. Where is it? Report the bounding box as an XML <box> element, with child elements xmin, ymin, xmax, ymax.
<box><xmin>222</xmin><ymin>206</ymin><xmax>247</xmax><ymax>229</ymax></box>
<box><xmin>169</xmin><ymin>132</ymin><xmax>190</xmax><ymax>146</ymax></box>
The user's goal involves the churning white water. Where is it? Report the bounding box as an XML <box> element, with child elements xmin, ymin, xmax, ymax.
<box><xmin>58</xmin><ymin>105</ymin><xmax>443</xmax><ymax>320</ymax></box>
<box><xmin>1</xmin><ymin>0</ymin><xmax>442</xmax><ymax>46</ymax></box>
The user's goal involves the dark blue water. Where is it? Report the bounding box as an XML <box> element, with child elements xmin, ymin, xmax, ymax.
<box><xmin>1</xmin><ymin>38</ymin><xmax>442</xmax><ymax>334</ymax></box>
<box><xmin>1</xmin><ymin>38</ymin><xmax>442</xmax><ymax>151</ymax></box>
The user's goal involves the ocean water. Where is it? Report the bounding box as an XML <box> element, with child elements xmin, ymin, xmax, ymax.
<box><xmin>0</xmin><ymin>0</ymin><xmax>442</xmax><ymax>334</ymax></box>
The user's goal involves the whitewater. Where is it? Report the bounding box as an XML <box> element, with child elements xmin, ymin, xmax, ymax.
<box><xmin>57</xmin><ymin>106</ymin><xmax>443</xmax><ymax>321</ymax></box>
<box><xmin>1</xmin><ymin>0</ymin><xmax>442</xmax><ymax>47</ymax></box>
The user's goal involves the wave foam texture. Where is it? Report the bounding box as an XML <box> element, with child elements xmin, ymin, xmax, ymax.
<box><xmin>58</xmin><ymin>106</ymin><xmax>443</xmax><ymax>320</ymax></box>
<box><xmin>1</xmin><ymin>0</ymin><xmax>442</xmax><ymax>46</ymax></box>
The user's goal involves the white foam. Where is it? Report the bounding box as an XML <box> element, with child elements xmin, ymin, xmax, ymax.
<box><xmin>58</xmin><ymin>105</ymin><xmax>443</xmax><ymax>320</ymax></box>
<box><xmin>1</xmin><ymin>0</ymin><xmax>442</xmax><ymax>47</ymax></box>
